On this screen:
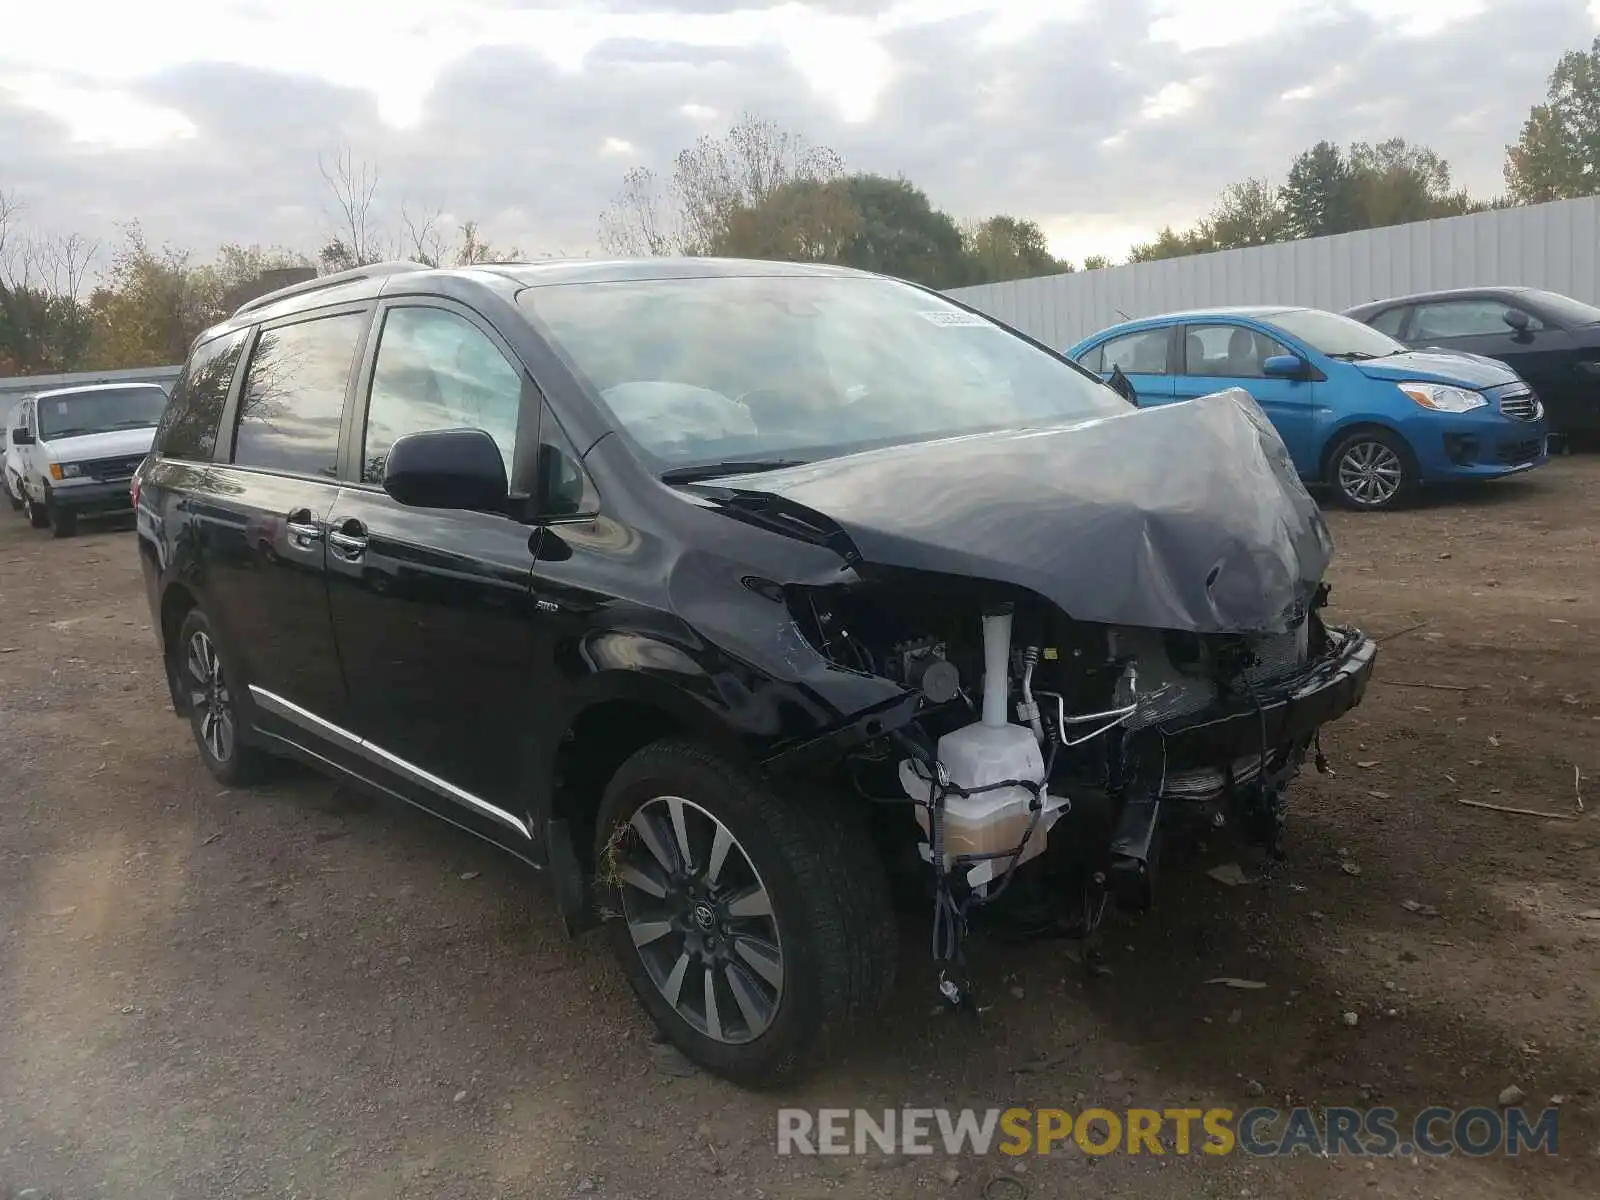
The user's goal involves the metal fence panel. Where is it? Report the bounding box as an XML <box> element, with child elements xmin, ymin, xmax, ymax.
<box><xmin>945</xmin><ymin>196</ymin><xmax>1600</xmax><ymax>348</ymax></box>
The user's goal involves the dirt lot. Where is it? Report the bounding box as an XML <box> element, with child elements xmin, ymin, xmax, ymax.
<box><xmin>1</xmin><ymin>461</ymin><xmax>1597</xmax><ymax>1200</ymax></box>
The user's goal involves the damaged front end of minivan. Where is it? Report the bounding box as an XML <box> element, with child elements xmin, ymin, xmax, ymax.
<box><xmin>682</xmin><ymin>389</ymin><xmax>1377</xmax><ymax>1006</ymax></box>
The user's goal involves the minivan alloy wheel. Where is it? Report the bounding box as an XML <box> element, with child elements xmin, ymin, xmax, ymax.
<box><xmin>186</xmin><ymin>629</ymin><xmax>235</xmax><ymax>763</ymax></box>
<box><xmin>1336</xmin><ymin>438</ymin><xmax>1404</xmax><ymax>507</ymax></box>
<box><xmin>615</xmin><ymin>794</ymin><xmax>784</xmax><ymax>1045</ymax></box>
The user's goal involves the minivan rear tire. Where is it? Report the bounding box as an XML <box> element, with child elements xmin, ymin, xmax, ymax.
<box><xmin>596</xmin><ymin>739</ymin><xmax>896</xmax><ymax>1086</ymax></box>
<box><xmin>177</xmin><ymin>608</ymin><xmax>268</xmax><ymax>786</ymax></box>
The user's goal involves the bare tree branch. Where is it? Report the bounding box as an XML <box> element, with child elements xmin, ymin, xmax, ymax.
<box><xmin>599</xmin><ymin>167</ymin><xmax>674</xmax><ymax>256</ymax></box>
<box><xmin>317</xmin><ymin>145</ymin><xmax>385</xmax><ymax>268</ymax></box>
<box><xmin>400</xmin><ymin>202</ymin><xmax>447</xmax><ymax>267</ymax></box>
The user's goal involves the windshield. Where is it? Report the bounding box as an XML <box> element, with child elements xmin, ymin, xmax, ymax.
<box><xmin>37</xmin><ymin>386</ymin><xmax>167</xmax><ymax>441</ymax></box>
<box><xmin>1522</xmin><ymin>289</ymin><xmax>1600</xmax><ymax>328</ymax></box>
<box><xmin>1270</xmin><ymin>309</ymin><xmax>1406</xmax><ymax>360</ymax></box>
<box><xmin>517</xmin><ymin>274</ymin><xmax>1126</xmax><ymax>471</ymax></box>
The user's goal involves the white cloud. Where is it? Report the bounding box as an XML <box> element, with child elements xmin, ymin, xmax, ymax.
<box><xmin>1141</xmin><ymin>81</ymin><xmax>1199</xmax><ymax>120</ymax></box>
<box><xmin>0</xmin><ymin>73</ymin><xmax>196</xmax><ymax>148</ymax></box>
<box><xmin>0</xmin><ymin>0</ymin><xmax>1591</xmax><ymax>270</ymax></box>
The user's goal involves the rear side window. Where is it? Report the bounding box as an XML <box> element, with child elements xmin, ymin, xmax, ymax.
<box><xmin>233</xmin><ymin>312</ymin><xmax>367</xmax><ymax>478</ymax></box>
<box><xmin>157</xmin><ymin>330</ymin><xmax>246</xmax><ymax>461</ymax></box>
<box><xmin>1099</xmin><ymin>328</ymin><xmax>1171</xmax><ymax>375</ymax></box>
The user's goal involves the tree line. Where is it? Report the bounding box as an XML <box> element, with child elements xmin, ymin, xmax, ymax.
<box><xmin>6</xmin><ymin>35</ymin><xmax>1600</xmax><ymax>379</ymax></box>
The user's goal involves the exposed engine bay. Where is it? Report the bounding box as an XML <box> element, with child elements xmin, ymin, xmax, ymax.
<box><xmin>783</xmin><ymin>569</ymin><xmax>1370</xmax><ymax>1009</ymax></box>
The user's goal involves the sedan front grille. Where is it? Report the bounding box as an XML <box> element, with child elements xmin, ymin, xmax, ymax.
<box><xmin>1499</xmin><ymin>388</ymin><xmax>1543</xmax><ymax>422</ymax></box>
<box><xmin>1497</xmin><ymin>438</ymin><xmax>1544</xmax><ymax>465</ymax></box>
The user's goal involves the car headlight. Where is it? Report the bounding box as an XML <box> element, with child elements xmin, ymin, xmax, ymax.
<box><xmin>1397</xmin><ymin>381</ymin><xmax>1487</xmax><ymax>413</ymax></box>
<box><xmin>48</xmin><ymin>462</ymin><xmax>84</xmax><ymax>480</ymax></box>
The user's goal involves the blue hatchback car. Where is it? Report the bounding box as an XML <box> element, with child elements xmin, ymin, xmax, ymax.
<box><xmin>1066</xmin><ymin>306</ymin><xmax>1550</xmax><ymax>509</ymax></box>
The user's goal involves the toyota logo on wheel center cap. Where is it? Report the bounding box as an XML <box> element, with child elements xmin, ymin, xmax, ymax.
<box><xmin>692</xmin><ymin>903</ymin><xmax>717</xmax><ymax>931</ymax></box>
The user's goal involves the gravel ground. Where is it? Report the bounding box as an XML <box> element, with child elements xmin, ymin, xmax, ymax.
<box><xmin>1</xmin><ymin>461</ymin><xmax>1596</xmax><ymax>1200</ymax></box>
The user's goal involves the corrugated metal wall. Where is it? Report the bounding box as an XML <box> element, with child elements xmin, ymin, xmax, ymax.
<box><xmin>945</xmin><ymin>195</ymin><xmax>1600</xmax><ymax>349</ymax></box>
<box><xmin>0</xmin><ymin>364</ymin><xmax>182</xmax><ymax>409</ymax></box>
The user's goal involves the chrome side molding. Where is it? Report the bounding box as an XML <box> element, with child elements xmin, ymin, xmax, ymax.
<box><xmin>248</xmin><ymin>685</ymin><xmax>531</xmax><ymax>840</ymax></box>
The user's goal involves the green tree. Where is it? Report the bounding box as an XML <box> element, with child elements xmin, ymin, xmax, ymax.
<box><xmin>598</xmin><ymin>113</ymin><xmax>843</xmax><ymax>257</ymax></box>
<box><xmin>1206</xmin><ymin>178</ymin><xmax>1290</xmax><ymax>249</ymax></box>
<box><xmin>1350</xmin><ymin>138</ymin><xmax>1475</xmax><ymax>227</ymax></box>
<box><xmin>1127</xmin><ymin>224</ymin><xmax>1216</xmax><ymax>263</ymax></box>
<box><xmin>832</xmin><ymin>174</ymin><xmax>968</xmax><ymax>288</ymax></box>
<box><xmin>713</xmin><ymin>177</ymin><xmax>862</xmax><ymax>262</ymax></box>
<box><xmin>1</xmin><ymin>192</ymin><xmax>99</xmax><ymax>374</ymax></box>
<box><xmin>1505</xmin><ymin>36</ymin><xmax>1600</xmax><ymax>203</ymax></box>
<box><xmin>1282</xmin><ymin>140</ymin><xmax>1360</xmax><ymax>239</ymax></box>
<box><xmin>962</xmin><ymin>215</ymin><xmax>1070</xmax><ymax>283</ymax></box>
<box><xmin>1080</xmin><ymin>254</ymin><xmax>1114</xmax><ymax>271</ymax></box>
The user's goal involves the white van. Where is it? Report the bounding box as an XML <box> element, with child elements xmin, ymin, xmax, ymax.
<box><xmin>6</xmin><ymin>383</ymin><xmax>168</xmax><ymax>537</ymax></box>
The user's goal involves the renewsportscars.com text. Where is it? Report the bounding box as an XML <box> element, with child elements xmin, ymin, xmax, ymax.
<box><xmin>776</xmin><ymin>1106</ymin><xmax>1560</xmax><ymax>1158</ymax></box>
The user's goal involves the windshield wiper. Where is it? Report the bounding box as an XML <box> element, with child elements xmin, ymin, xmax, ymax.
<box><xmin>42</xmin><ymin>427</ymin><xmax>91</xmax><ymax>439</ymax></box>
<box><xmin>660</xmin><ymin>459</ymin><xmax>809</xmax><ymax>484</ymax></box>
<box><xmin>1327</xmin><ymin>351</ymin><xmax>1378</xmax><ymax>361</ymax></box>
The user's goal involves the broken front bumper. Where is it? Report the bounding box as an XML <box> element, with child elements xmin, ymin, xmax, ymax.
<box><xmin>1146</xmin><ymin>626</ymin><xmax>1377</xmax><ymax>765</ymax></box>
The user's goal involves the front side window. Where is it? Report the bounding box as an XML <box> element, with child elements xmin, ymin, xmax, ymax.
<box><xmin>1412</xmin><ymin>299</ymin><xmax>1545</xmax><ymax>340</ymax></box>
<box><xmin>1183</xmin><ymin>324</ymin><xmax>1289</xmax><ymax>378</ymax></box>
<box><xmin>361</xmin><ymin>306</ymin><xmax>522</xmax><ymax>484</ymax></box>
<box><xmin>1097</xmin><ymin>328</ymin><xmax>1172</xmax><ymax>376</ymax></box>
<box><xmin>36</xmin><ymin>385</ymin><xmax>168</xmax><ymax>441</ymax></box>
<box><xmin>518</xmin><ymin>274</ymin><xmax>1126</xmax><ymax>471</ymax></box>
<box><xmin>1367</xmin><ymin>307</ymin><xmax>1409</xmax><ymax>338</ymax></box>
<box><xmin>158</xmin><ymin>330</ymin><xmax>247</xmax><ymax>461</ymax></box>
<box><xmin>232</xmin><ymin>311</ymin><xmax>367</xmax><ymax>478</ymax></box>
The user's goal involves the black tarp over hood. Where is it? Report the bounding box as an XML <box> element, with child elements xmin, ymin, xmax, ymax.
<box><xmin>694</xmin><ymin>389</ymin><xmax>1334</xmax><ymax>635</ymax></box>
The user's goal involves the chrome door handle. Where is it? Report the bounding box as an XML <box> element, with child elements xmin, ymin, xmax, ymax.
<box><xmin>328</xmin><ymin>530</ymin><xmax>368</xmax><ymax>559</ymax></box>
<box><xmin>285</xmin><ymin>519</ymin><xmax>323</xmax><ymax>548</ymax></box>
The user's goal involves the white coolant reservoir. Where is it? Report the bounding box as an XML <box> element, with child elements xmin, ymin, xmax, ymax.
<box><xmin>899</xmin><ymin>607</ymin><xmax>1063</xmax><ymax>890</ymax></box>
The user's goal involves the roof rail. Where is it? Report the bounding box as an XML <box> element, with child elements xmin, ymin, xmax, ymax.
<box><xmin>232</xmin><ymin>261</ymin><xmax>431</xmax><ymax>317</ymax></box>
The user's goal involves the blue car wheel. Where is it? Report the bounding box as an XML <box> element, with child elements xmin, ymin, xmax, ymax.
<box><xmin>1328</xmin><ymin>428</ymin><xmax>1415</xmax><ymax>511</ymax></box>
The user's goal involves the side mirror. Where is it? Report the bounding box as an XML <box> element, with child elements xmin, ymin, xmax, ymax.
<box><xmin>382</xmin><ymin>427</ymin><xmax>508</xmax><ymax>512</ymax></box>
<box><xmin>1503</xmin><ymin>309</ymin><xmax>1532</xmax><ymax>336</ymax></box>
<box><xmin>11</xmin><ymin>427</ymin><xmax>34</xmax><ymax>445</ymax></box>
<box><xmin>1262</xmin><ymin>354</ymin><xmax>1307</xmax><ymax>379</ymax></box>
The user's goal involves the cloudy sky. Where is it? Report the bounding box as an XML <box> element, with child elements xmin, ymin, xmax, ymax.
<box><xmin>2</xmin><ymin>0</ymin><xmax>1597</xmax><ymax>275</ymax></box>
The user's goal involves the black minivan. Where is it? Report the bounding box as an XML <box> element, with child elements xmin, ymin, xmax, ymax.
<box><xmin>136</xmin><ymin>258</ymin><xmax>1375</xmax><ymax>1082</ymax></box>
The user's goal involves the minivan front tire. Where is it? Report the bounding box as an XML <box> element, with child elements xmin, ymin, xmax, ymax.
<box><xmin>596</xmin><ymin>739</ymin><xmax>896</xmax><ymax>1086</ymax></box>
<box><xmin>177</xmin><ymin>608</ymin><xmax>268</xmax><ymax>786</ymax></box>
<box><xmin>1328</xmin><ymin>428</ymin><xmax>1415</xmax><ymax>511</ymax></box>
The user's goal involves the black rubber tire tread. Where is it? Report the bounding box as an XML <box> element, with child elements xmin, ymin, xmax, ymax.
<box><xmin>596</xmin><ymin>738</ymin><xmax>896</xmax><ymax>1087</ymax></box>
<box><xmin>25</xmin><ymin>493</ymin><xmax>49</xmax><ymax>528</ymax></box>
<box><xmin>49</xmin><ymin>504</ymin><xmax>77</xmax><ymax>538</ymax></box>
<box><xmin>1326</xmin><ymin>426</ymin><xmax>1417</xmax><ymax>511</ymax></box>
<box><xmin>177</xmin><ymin>607</ymin><xmax>270</xmax><ymax>787</ymax></box>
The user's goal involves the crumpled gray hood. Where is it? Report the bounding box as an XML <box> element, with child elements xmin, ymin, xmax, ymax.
<box><xmin>698</xmin><ymin>388</ymin><xmax>1334</xmax><ymax>634</ymax></box>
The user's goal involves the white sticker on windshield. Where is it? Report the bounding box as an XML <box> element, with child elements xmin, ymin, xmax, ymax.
<box><xmin>918</xmin><ymin>310</ymin><xmax>991</xmax><ymax>327</ymax></box>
